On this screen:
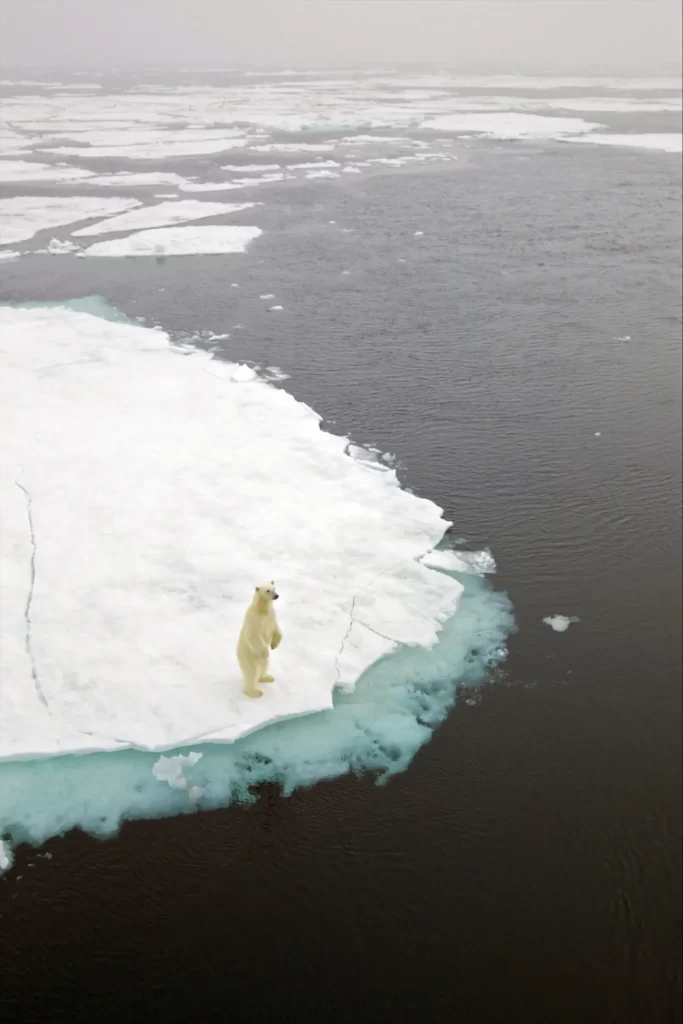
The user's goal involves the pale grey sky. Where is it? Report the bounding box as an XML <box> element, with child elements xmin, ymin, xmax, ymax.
<box><xmin>1</xmin><ymin>0</ymin><xmax>681</xmax><ymax>73</ymax></box>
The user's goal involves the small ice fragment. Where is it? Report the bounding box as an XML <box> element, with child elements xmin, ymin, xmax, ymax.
<box><xmin>614</xmin><ymin>336</ymin><xmax>631</xmax><ymax>341</ymax></box>
<box><xmin>260</xmin><ymin>294</ymin><xmax>275</xmax><ymax>299</ymax></box>
<box><xmin>269</xmin><ymin>305</ymin><xmax>284</xmax><ymax>311</ymax></box>
<box><xmin>231</xmin><ymin>283</ymin><xmax>240</xmax><ymax>288</ymax></box>
<box><xmin>414</xmin><ymin>231</ymin><xmax>424</xmax><ymax>237</ymax></box>
<box><xmin>542</xmin><ymin>615</ymin><xmax>580</xmax><ymax>633</ymax></box>
<box><xmin>594</xmin><ymin>431</ymin><xmax>601</xmax><ymax>437</ymax></box>
<box><xmin>342</xmin><ymin>270</ymin><xmax>351</xmax><ymax>275</ymax></box>
<box><xmin>329</xmin><ymin>220</ymin><xmax>336</xmax><ymax>224</ymax></box>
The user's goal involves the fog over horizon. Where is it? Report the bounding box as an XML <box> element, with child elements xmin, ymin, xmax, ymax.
<box><xmin>1</xmin><ymin>0</ymin><xmax>681</xmax><ymax>74</ymax></box>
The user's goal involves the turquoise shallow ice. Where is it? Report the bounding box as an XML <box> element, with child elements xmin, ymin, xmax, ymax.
<box><xmin>0</xmin><ymin>298</ymin><xmax>514</xmax><ymax>872</ymax></box>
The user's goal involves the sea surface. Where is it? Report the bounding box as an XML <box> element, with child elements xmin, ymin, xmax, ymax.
<box><xmin>0</xmin><ymin>69</ymin><xmax>681</xmax><ymax>1023</ymax></box>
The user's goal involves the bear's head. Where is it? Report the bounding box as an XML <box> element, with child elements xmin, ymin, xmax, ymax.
<box><xmin>255</xmin><ymin>581</ymin><xmax>279</xmax><ymax>601</ymax></box>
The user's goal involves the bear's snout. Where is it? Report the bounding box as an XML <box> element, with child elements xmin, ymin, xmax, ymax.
<box><xmin>272</xmin><ymin>592</ymin><xmax>279</xmax><ymax>600</ymax></box>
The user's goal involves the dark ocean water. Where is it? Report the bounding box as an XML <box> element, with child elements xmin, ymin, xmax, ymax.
<box><xmin>1</xmin><ymin>135</ymin><xmax>681</xmax><ymax>1021</ymax></box>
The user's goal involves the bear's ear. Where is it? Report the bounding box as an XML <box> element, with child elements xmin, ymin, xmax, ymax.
<box><xmin>271</xmin><ymin>580</ymin><xmax>274</xmax><ymax>585</ymax></box>
<box><xmin>255</xmin><ymin>586</ymin><xmax>260</xmax><ymax>593</ymax></box>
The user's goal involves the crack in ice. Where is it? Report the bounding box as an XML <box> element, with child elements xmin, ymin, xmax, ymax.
<box><xmin>14</xmin><ymin>474</ymin><xmax>47</xmax><ymax>707</ymax></box>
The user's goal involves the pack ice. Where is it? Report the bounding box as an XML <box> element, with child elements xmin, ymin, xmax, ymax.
<box><xmin>0</xmin><ymin>304</ymin><xmax>466</xmax><ymax>761</ymax></box>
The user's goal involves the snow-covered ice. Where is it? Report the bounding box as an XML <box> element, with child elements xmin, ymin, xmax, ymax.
<box><xmin>81</xmin><ymin>224</ymin><xmax>262</xmax><ymax>257</ymax></box>
<box><xmin>1</xmin><ymin>302</ymin><xmax>467</xmax><ymax>760</ymax></box>
<box><xmin>543</xmin><ymin>615</ymin><xmax>580</xmax><ymax>632</ymax></box>
<box><xmin>0</xmin><ymin>249</ymin><xmax>20</xmax><ymax>260</ymax></box>
<box><xmin>0</xmin><ymin>196</ymin><xmax>140</xmax><ymax>244</ymax></box>
<box><xmin>0</xmin><ymin>160</ymin><xmax>95</xmax><ymax>183</ymax></box>
<box><xmin>422</xmin><ymin>112</ymin><xmax>601</xmax><ymax>139</ymax></box>
<box><xmin>0</xmin><ymin>299</ymin><xmax>514</xmax><ymax>871</ymax></box>
<box><xmin>568</xmin><ymin>133</ymin><xmax>682</xmax><ymax>153</ymax></box>
<box><xmin>72</xmin><ymin>199</ymin><xmax>255</xmax><ymax>237</ymax></box>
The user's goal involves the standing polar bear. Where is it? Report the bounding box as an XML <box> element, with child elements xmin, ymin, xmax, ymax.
<box><xmin>237</xmin><ymin>581</ymin><xmax>282</xmax><ymax>698</ymax></box>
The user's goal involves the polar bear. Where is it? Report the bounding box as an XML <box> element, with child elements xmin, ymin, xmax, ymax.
<box><xmin>237</xmin><ymin>581</ymin><xmax>282</xmax><ymax>698</ymax></box>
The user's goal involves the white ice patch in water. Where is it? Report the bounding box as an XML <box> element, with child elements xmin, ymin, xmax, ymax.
<box><xmin>81</xmin><ymin>224</ymin><xmax>262</xmax><ymax>257</ymax></box>
<box><xmin>0</xmin><ymin>300</ymin><xmax>469</xmax><ymax>760</ymax></box>
<box><xmin>0</xmin><ymin>160</ymin><xmax>95</xmax><ymax>183</ymax></box>
<box><xmin>305</xmin><ymin>169</ymin><xmax>340</xmax><ymax>179</ymax></box>
<box><xmin>0</xmin><ymin>196</ymin><xmax>141</xmax><ymax>244</ymax></box>
<box><xmin>422</xmin><ymin>112</ymin><xmax>601</xmax><ymax>139</ymax></box>
<box><xmin>42</xmin><ymin>137</ymin><xmax>250</xmax><ymax>160</ymax></box>
<box><xmin>72</xmin><ymin>200</ymin><xmax>255</xmax><ymax>237</ymax></box>
<box><xmin>543</xmin><ymin>615</ymin><xmax>579</xmax><ymax>632</ymax></box>
<box><xmin>221</xmin><ymin>163</ymin><xmax>282</xmax><ymax>172</ymax></box>
<box><xmin>0</xmin><ymin>249</ymin><xmax>20</xmax><ymax>260</ymax></box>
<box><xmin>568</xmin><ymin>133</ymin><xmax>682</xmax><ymax>153</ymax></box>
<box><xmin>44</xmin><ymin>238</ymin><xmax>81</xmax><ymax>254</ymax></box>
<box><xmin>0</xmin><ymin>299</ymin><xmax>514</xmax><ymax>872</ymax></box>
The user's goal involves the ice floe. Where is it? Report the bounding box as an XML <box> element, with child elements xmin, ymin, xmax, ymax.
<box><xmin>0</xmin><ymin>196</ymin><xmax>141</xmax><ymax>244</ymax></box>
<box><xmin>72</xmin><ymin>199</ymin><xmax>255</xmax><ymax>237</ymax></box>
<box><xmin>568</xmin><ymin>133</ymin><xmax>682</xmax><ymax>153</ymax></box>
<box><xmin>80</xmin><ymin>224</ymin><xmax>262</xmax><ymax>257</ymax></box>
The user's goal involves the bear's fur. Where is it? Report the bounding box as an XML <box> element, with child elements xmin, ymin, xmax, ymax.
<box><xmin>237</xmin><ymin>581</ymin><xmax>282</xmax><ymax>698</ymax></box>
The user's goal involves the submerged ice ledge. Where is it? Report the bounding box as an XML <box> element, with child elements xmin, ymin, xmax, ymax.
<box><xmin>0</xmin><ymin>301</ymin><xmax>473</xmax><ymax>762</ymax></box>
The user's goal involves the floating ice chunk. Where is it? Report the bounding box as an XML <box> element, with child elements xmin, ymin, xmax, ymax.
<box><xmin>221</xmin><ymin>163</ymin><xmax>282</xmax><ymax>172</ymax></box>
<box><xmin>250</xmin><ymin>143</ymin><xmax>335</xmax><ymax>153</ymax></box>
<box><xmin>0</xmin><ymin>249</ymin><xmax>20</xmax><ymax>260</ymax></box>
<box><xmin>414</xmin><ymin>230</ymin><xmax>424</xmax><ymax>237</ymax></box>
<box><xmin>88</xmin><ymin>172</ymin><xmax>190</xmax><ymax>188</ymax></box>
<box><xmin>614</xmin><ymin>336</ymin><xmax>631</xmax><ymax>342</ymax></box>
<box><xmin>46</xmin><ymin>238</ymin><xmax>81</xmax><ymax>254</ymax></box>
<box><xmin>178</xmin><ymin>181</ymin><xmax>245</xmax><ymax>192</ymax></box>
<box><xmin>594</xmin><ymin>431</ymin><xmax>601</xmax><ymax>437</ymax></box>
<box><xmin>287</xmin><ymin>160</ymin><xmax>340</xmax><ymax>170</ymax></box>
<box><xmin>269</xmin><ymin>305</ymin><xmax>284</xmax><ymax>311</ymax></box>
<box><xmin>0</xmin><ymin>160</ymin><xmax>95</xmax><ymax>183</ymax></box>
<box><xmin>543</xmin><ymin>615</ymin><xmax>580</xmax><ymax>632</ymax></box>
<box><xmin>72</xmin><ymin>200</ymin><xmax>255</xmax><ymax>237</ymax></box>
<box><xmin>0</xmin><ymin>301</ymin><xmax>470</xmax><ymax>760</ymax></box>
<box><xmin>422</xmin><ymin>112</ymin><xmax>601</xmax><ymax>139</ymax></box>
<box><xmin>152</xmin><ymin>752</ymin><xmax>203</xmax><ymax>791</ymax></box>
<box><xmin>260</xmin><ymin>293</ymin><xmax>275</xmax><ymax>299</ymax></box>
<box><xmin>42</xmin><ymin>137</ymin><xmax>249</xmax><ymax>159</ymax></box>
<box><xmin>155</xmin><ymin>193</ymin><xmax>179</xmax><ymax>199</ymax></box>
<box><xmin>81</xmin><ymin>224</ymin><xmax>262</xmax><ymax>257</ymax></box>
<box><xmin>0</xmin><ymin>196</ymin><xmax>141</xmax><ymax>245</ymax></box>
<box><xmin>341</xmin><ymin>165</ymin><xmax>362</xmax><ymax>173</ymax></box>
<box><xmin>305</xmin><ymin>169</ymin><xmax>340</xmax><ymax>179</ymax></box>
<box><xmin>568</xmin><ymin>133</ymin><xmax>682</xmax><ymax>153</ymax></box>
<box><xmin>230</xmin><ymin>282</ymin><xmax>240</xmax><ymax>287</ymax></box>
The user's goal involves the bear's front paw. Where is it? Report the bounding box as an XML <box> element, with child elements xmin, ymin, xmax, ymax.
<box><xmin>244</xmin><ymin>687</ymin><xmax>263</xmax><ymax>699</ymax></box>
<box><xmin>259</xmin><ymin>673</ymin><xmax>274</xmax><ymax>683</ymax></box>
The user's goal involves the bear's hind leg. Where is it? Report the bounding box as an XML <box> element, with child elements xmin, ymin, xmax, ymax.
<box><xmin>259</xmin><ymin>657</ymin><xmax>274</xmax><ymax>684</ymax></box>
<box><xmin>243</xmin><ymin>665</ymin><xmax>263</xmax><ymax>699</ymax></box>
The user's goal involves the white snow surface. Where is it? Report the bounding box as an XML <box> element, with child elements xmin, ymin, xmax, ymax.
<box><xmin>0</xmin><ymin>305</ymin><xmax>462</xmax><ymax>761</ymax></box>
<box><xmin>81</xmin><ymin>225</ymin><xmax>261</xmax><ymax>257</ymax></box>
<box><xmin>568</xmin><ymin>133</ymin><xmax>682</xmax><ymax>153</ymax></box>
<box><xmin>0</xmin><ymin>160</ymin><xmax>95</xmax><ymax>183</ymax></box>
<box><xmin>72</xmin><ymin>199</ymin><xmax>255</xmax><ymax>237</ymax></box>
<box><xmin>422</xmin><ymin>112</ymin><xmax>601</xmax><ymax>139</ymax></box>
<box><xmin>0</xmin><ymin>196</ymin><xmax>141</xmax><ymax>244</ymax></box>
